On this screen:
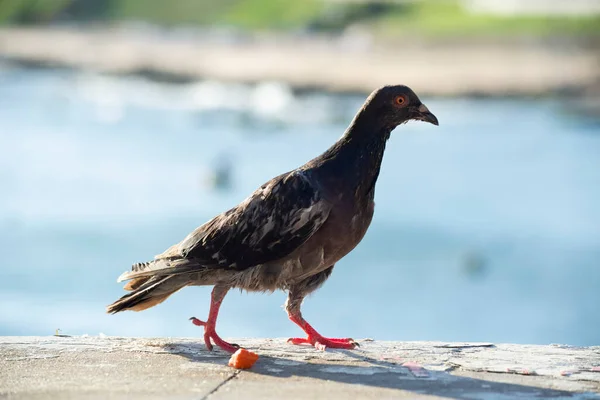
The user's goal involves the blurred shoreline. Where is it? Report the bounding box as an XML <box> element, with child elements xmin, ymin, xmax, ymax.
<box><xmin>0</xmin><ymin>25</ymin><xmax>599</xmax><ymax>98</ymax></box>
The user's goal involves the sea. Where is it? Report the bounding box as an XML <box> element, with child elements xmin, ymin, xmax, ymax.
<box><xmin>1</xmin><ymin>65</ymin><xmax>599</xmax><ymax>346</ymax></box>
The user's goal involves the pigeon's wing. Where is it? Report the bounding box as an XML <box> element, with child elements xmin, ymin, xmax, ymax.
<box><xmin>119</xmin><ymin>170</ymin><xmax>330</xmax><ymax>281</ymax></box>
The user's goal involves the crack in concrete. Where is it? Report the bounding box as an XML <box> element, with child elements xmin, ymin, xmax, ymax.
<box><xmin>202</xmin><ymin>370</ymin><xmax>240</xmax><ymax>399</ymax></box>
<box><xmin>434</xmin><ymin>344</ymin><xmax>495</xmax><ymax>349</ymax></box>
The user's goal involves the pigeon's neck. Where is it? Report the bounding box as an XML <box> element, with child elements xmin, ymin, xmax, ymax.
<box><xmin>311</xmin><ymin>115</ymin><xmax>393</xmax><ymax>201</ymax></box>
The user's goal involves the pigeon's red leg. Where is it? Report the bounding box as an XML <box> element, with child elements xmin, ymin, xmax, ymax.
<box><xmin>189</xmin><ymin>285</ymin><xmax>239</xmax><ymax>353</ymax></box>
<box><xmin>286</xmin><ymin>312</ymin><xmax>358</xmax><ymax>350</ymax></box>
<box><xmin>284</xmin><ymin>270</ymin><xmax>357</xmax><ymax>350</ymax></box>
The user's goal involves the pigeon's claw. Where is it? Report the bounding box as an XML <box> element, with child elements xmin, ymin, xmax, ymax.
<box><xmin>189</xmin><ymin>317</ymin><xmax>206</xmax><ymax>326</ymax></box>
<box><xmin>287</xmin><ymin>336</ymin><xmax>358</xmax><ymax>350</ymax></box>
<box><xmin>287</xmin><ymin>311</ymin><xmax>358</xmax><ymax>351</ymax></box>
<box><xmin>190</xmin><ymin>316</ymin><xmax>239</xmax><ymax>353</ymax></box>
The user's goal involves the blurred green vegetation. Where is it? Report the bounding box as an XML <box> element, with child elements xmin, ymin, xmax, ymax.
<box><xmin>111</xmin><ymin>0</ymin><xmax>324</xmax><ymax>29</ymax></box>
<box><xmin>1</xmin><ymin>0</ymin><xmax>599</xmax><ymax>38</ymax></box>
<box><xmin>374</xmin><ymin>1</ymin><xmax>600</xmax><ymax>37</ymax></box>
<box><xmin>0</xmin><ymin>0</ymin><xmax>72</xmax><ymax>23</ymax></box>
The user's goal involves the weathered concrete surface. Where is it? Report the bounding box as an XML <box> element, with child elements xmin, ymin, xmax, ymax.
<box><xmin>1</xmin><ymin>336</ymin><xmax>599</xmax><ymax>399</ymax></box>
<box><xmin>0</xmin><ymin>27</ymin><xmax>598</xmax><ymax>96</ymax></box>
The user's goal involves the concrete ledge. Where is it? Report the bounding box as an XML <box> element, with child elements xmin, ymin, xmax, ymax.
<box><xmin>1</xmin><ymin>336</ymin><xmax>599</xmax><ymax>399</ymax></box>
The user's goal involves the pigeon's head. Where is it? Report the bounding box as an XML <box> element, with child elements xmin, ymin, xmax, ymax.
<box><xmin>364</xmin><ymin>85</ymin><xmax>439</xmax><ymax>128</ymax></box>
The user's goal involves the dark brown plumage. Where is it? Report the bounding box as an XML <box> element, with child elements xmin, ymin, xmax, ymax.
<box><xmin>107</xmin><ymin>85</ymin><xmax>438</xmax><ymax>352</ymax></box>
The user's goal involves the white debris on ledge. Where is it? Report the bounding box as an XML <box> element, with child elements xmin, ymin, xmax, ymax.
<box><xmin>1</xmin><ymin>336</ymin><xmax>599</xmax><ymax>399</ymax></box>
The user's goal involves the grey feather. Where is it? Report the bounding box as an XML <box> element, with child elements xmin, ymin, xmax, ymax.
<box><xmin>118</xmin><ymin>170</ymin><xmax>331</xmax><ymax>283</ymax></box>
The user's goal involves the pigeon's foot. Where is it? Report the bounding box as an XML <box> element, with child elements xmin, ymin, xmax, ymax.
<box><xmin>190</xmin><ymin>317</ymin><xmax>239</xmax><ymax>353</ymax></box>
<box><xmin>287</xmin><ymin>312</ymin><xmax>358</xmax><ymax>350</ymax></box>
<box><xmin>287</xmin><ymin>335</ymin><xmax>358</xmax><ymax>350</ymax></box>
<box><xmin>189</xmin><ymin>285</ymin><xmax>238</xmax><ymax>353</ymax></box>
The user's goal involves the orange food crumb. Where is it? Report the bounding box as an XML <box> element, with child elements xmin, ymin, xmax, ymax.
<box><xmin>228</xmin><ymin>348</ymin><xmax>259</xmax><ymax>369</ymax></box>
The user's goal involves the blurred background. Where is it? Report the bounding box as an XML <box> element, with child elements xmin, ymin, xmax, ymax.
<box><xmin>0</xmin><ymin>0</ymin><xmax>599</xmax><ymax>346</ymax></box>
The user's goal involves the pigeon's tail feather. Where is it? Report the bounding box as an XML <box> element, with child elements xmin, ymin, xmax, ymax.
<box><xmin>117</xmin><ymin>260</ymin><xmax>164</xmax><ymax>282</ymax></box>
<box><xmin>106</xmin><ymin>275</ymin><xmax>187</xmax><ymax>314</ymax></box>
<box><xmin>123</xmin><ymin>276</ymin><xmax>151</xmax><ymax>291</ymax></box>
<box><xmin>117</xmin><ymin>258</ymin><xmax>200</xmax><ymax>283</ymax></box>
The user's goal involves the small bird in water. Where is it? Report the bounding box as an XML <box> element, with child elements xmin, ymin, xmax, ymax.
<box><xmin>107</xmin><ymin>85</ymin><xmax>438</xmax><ymax>352</ymax></box>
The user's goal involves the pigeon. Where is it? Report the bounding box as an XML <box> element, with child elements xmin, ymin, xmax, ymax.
<box><xmin>107</xmin><ymin>85</ymin><xmax>439</xmax><ymax>352</ymax></box>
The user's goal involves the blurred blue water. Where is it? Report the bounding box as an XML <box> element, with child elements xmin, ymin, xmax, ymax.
<box><xmin>1</xmin><ymin>66</ymin><xmax>599</xmax><ymax>345</ymax></box>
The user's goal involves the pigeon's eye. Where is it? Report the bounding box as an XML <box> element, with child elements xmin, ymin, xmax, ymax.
<box><xmin>394</xmin><ymin>95</ymin><xmax>408</xmax><ymax>107</ymax></box>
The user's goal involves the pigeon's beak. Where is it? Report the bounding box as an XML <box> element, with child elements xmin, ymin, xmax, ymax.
<box><xmin>413</xmin><ymin>104</ymin><xmax>439</xmax><ymax>126</ymax></box>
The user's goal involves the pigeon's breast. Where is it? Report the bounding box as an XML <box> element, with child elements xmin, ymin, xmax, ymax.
<box><xmin>303</xmin><ymin>197</ymin><xmax>375</xmax><ymax>270</ymax></box>
<box><xmin>232</xmin><ymin>197</ymin><xmax>375</xmax><ymax>289</ymax></box>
